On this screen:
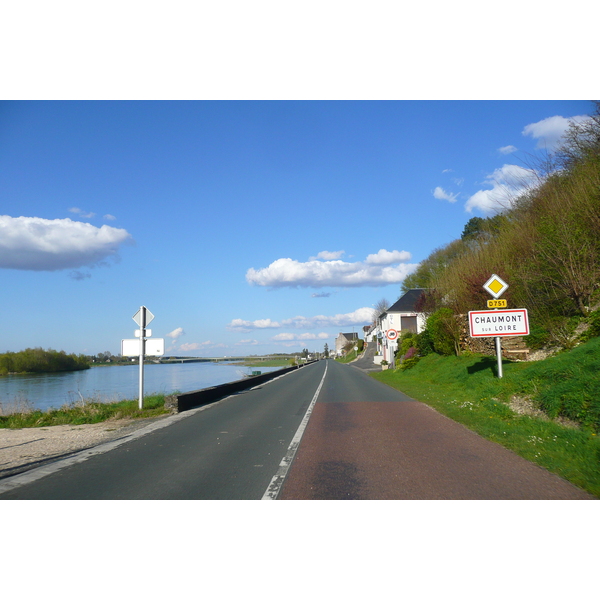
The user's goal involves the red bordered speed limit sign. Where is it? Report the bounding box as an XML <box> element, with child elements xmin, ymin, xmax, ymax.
<box><xmin>386</xmin><ymin>329</ymin><xmax>398</xmax><ymax>341</ymax></box>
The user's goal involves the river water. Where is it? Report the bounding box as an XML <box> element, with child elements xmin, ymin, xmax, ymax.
<box><xmin>0</xmin><ymin>362</ymin><xmax>281</xmax><ymax>413</ymax></box>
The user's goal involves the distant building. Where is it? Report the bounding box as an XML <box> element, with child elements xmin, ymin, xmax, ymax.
<box><xmin>376</xmin><ymin>289</ymin><xmax>428</xmax><ymax>365</ymax></box>
<box><xmin>335</xmin><ymin>332</ymin><xmax>359</xmax><ymax>356</ymax></box>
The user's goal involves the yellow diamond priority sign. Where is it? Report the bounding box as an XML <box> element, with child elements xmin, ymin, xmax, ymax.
<box><xmin>483</xmin><ymin>274</ymin><xmax>509</xmax><ymax>299</ymax></box>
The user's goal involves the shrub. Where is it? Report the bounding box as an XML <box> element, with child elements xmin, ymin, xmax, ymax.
<box><xmin>404</xmin><ymin>346</ymin><xmax>417</xmax><ymax>360</ymax></box>
<box><xmin>400</xmin><ymin>357</ymin><xmax>420</xmax><ymax>371</ymax></box>
<box><xmin>426</xmin><ymin>308</ymin><xmax>460</xmax><ymax>356</ymax></box>
<box><xmin>416</xmin><ymin>328</ymin><xmax>434</xmax><ymax>356</ymax></box>
<box><xmin>526</xmin><ymin>324</ymin><xmax>551</xmax><ymax>350</ymax></box>
<box><xmin>399</xmin><ymin>332</ymin><xmax>416</xmax><ymax>356</ymax></box>
<box><xmin>579</xmin><ymin>309</ymin><xmax>600</xmax><ymax>342</ymax></box>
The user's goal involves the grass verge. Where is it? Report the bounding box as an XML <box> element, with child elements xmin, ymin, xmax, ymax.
<box><xmin>370</xmin><ymin>340</ymin><xmax>600</xmax><ymax>498</ymax></box>
<box><xmin>336</xmin><ymin>350</ymin><xmax>361</xmax><ymax>364</ymax></box>
<box><xmin>0</xmin><ymin>394</ymin><xmax>170</xmax><ymax>429</ymax></box>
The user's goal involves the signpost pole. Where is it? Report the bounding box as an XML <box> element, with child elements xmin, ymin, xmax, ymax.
<box><xmin>124</xmin><ymin>306</ymin><xmax>161</xmax><ymax>408</ymax></box>
<box><xmin>495</xmin><ymin>334</ymin><xmax>503</xmax><ymax>378</ymax></box>
<box><xmin>138</xmin><ymin>306</ymin><xmax>146</xmax><ymax>410</ymax></box>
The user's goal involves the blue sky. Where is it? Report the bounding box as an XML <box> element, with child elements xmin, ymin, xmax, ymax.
<box><xmin>1</xmin><ymin>100</ymin><xmax>594</xmax><ymax>356</ymax></box>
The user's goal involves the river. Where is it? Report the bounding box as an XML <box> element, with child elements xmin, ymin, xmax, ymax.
<box><xmin>0</xmin><ymin>362</ymin><xmax>282</xmax><ymax>413</ymax></box>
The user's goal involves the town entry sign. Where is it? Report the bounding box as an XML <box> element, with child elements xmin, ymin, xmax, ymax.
<box><xmin>468</xmin><ymin>309</ymin><xmax>529</xmax><ymax>337</ymax></box>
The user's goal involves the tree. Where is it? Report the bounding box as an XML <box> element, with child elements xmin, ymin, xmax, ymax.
<box><xmin>461</xmin><ymin>216</ymin><xmax>486</xmax><ymax>241</ymax></box>
<box><xmin>401</xmin><ymin>239</ymin><xmax>468</xmax><ymax>293</ymax></box>
<box><xmin>516</xmin><ymin>170</ymin><xmax>600</xmax><ymax>316</ymax></box>
<box><xmin>371</xmin><ymin>298</ymin><xmax>389</xmax><ymax>324</ymax></box>
<box><xmin>555</xmin><ymin>101</ymin><xmax>600</xmax><ymax>170</ymax></box>
<box><xmin>323</xmin><ymin>343</ymin><xmax>330</xmax><ymax>358</ymax></box>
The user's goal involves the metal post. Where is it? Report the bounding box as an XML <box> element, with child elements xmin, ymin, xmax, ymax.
<box><xmin>493</xmin><ymin>305</ymin><xmax>503</xmax><ymax>378</ymax></box>
<box><xmin>139</xmin><ymin>306</ymin><xmax>146</xmax><ymax>409</ymax></box>
<box><xmin>495</xmin><ymin>336</ymin><xmax>503</xmax><ymax>378</ymax></box>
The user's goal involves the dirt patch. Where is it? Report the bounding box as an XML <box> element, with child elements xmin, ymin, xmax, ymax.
<box><xmin>0</xmin><ymin>415</ymin><xmax>170</xmax><ymax>478</ymax></box>
<box><xmin>509</xmin><ymin>395</ymin><xmax>580</xmax><ymax>429</ymax></box>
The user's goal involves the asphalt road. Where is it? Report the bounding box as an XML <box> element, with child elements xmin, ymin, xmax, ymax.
<box><xmin>279</xmin><ymin>360</ymin><xmax>594</xmax><ymax>500</ymax></box>
<box><xmin>0</xmin><ymin>358</ymin><xmax>594</xmax><ymax>500</ymax></box>
<box><xmin>0</xmin><ymin>362</ymin><xmax>326</xmax><ymax>499</ymax></box>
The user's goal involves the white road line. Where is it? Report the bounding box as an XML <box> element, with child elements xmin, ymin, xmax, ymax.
<box><xmin>261</xmin><ymin>361</ymin><xmax>328</xmax><ymax>500</ymax></box>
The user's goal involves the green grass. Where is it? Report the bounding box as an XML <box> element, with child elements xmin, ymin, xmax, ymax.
<box><xmin>0</xmin><ymin>394</ymin><xmax>170</xmax><ymax>429</ymax></box>
<box><xmin>371</xmin><ymin>338</ymin><xmax>600</xmax><ymax>498</ymax></box>
<box><xmin>336</xmin><ymin>349</ymin><xmax>361</xmax><ymax>363</ymax></box>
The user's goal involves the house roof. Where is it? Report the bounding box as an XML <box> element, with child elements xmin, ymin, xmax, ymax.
<box><xmin>338</xmin><ymin>332</ymin><xmax>358</xmax><ymax>339</ymax></box>
<box><xmin>384</xmin><ymin>288</ymin><xmax>427</xmax><ymax>314</ymax></box>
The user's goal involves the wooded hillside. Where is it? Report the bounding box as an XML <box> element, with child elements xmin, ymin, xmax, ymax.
<box><xmin>402</xmin><ymin>102</ymin><xmax>600</xmax><ymax>352</ymax></box>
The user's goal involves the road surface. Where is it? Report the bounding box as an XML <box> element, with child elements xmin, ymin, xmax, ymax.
<box><xmin>0</xmin><ymin>360</ymin><xmax>593</xmax><ymax>499</ymax></box>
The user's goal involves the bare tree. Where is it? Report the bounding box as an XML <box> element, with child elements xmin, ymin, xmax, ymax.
<box><xmin>372</xmin><ymin>298</ymin><xmax>389</xmax><ymax>324</ymax></box>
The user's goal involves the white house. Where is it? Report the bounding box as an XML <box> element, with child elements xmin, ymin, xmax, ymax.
<box><xmin>376</xmin><ymin>289</ymin><xmax>428</xmax><ymax>366</ymax></box>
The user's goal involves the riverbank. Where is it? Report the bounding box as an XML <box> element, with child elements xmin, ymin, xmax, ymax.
<box><xmin>0</xmin><ymin>394</ymin><xmax>170</xmax><ymax>428</ymax></box>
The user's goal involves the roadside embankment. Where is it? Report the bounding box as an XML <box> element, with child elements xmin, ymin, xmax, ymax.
<box><xmin>370</xmin><ymin>339</ymin><xmax>600</xmax><ymax>498</ymax></box>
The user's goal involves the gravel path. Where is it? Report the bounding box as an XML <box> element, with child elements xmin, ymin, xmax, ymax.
<box><xmin>0</xmin><ymin>416</ymin><xmax>171</xmax><ymax>479</ymax></box>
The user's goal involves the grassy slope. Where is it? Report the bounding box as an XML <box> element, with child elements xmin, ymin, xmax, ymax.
<box><xmin>371</xmin><ymin>338</ymin><xmax>600</xmax><ymax>498</ymax></box>
<box><xmin>336</xmin><ymin>349</ymin><xmax>361</xmax><ymax>363</ymax></box>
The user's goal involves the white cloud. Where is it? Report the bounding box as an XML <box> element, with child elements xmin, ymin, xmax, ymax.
<box><xmin>522</xmin><ymin>114</ymin><xmax>589</xmax><ymax>151</ymax></box>
<box><xmin>103</xmin><ymin>214</ymin><xmax>117</xmax><ymax>221</ymax></box>
<box><xmin>365</xmin><ymin>249</ymin><xmax>412</xmax><ymax>265</ymax></box>
<box><xmin>166</xmin><ymin>327</ymin><xmax>185</xmax><ymax>340</ymax></box>
<box><xmin>178</xmin><ymin>340</ymin><xmax>226</xmax><ymax>352</ymax></box>
<box><xmin>499</xmin><ymin>145</ymin><xmax>517</xmax><ymax>155</ymax></box>
<box><xmin>272</xmin><ymin>332</ymin><xmax>329</xmax><ymax>341</ymax></box>
<box><xmin>465</xmin><ymin>164</ymin><xmax>540</xmax><ymax>214</ymax></box>
<box><xmin>246</xmin><ymin>250</ymin><xmax>417</xmax><ymax>288</ymax></box>
<box><xmin>228</xmin><ymin>307</ymin><xmax>374</xmax><ymax>331</ymax></box>
<box><xmin>179</xmin><ymin>342</ymin><xmax>201</xmax><ymax>351</ymax></box>
<box><xmin>433</xmin><ymin>186</ymin><xmax>458</xmax><ymax>203</ymax></box>
<box><xmin>69</xmin><ymin>207</ymin><xmax>96</xmax><ymax>219</ymax></box>
<box><xmin>0</xmin><ymin>215</ymin><xmax>133</xmax><ymax>271</ymax></box>
<box><xmin>236</xmin><ymin>339</ymin><xmax>259</xmax><ymax>345</ymax></box>
<box><xmin>272</xmin><ymin>332</ymin><xmax>295</xmax><ymax>341</ymax></box>
<box><xmin>228</xmin><ymin>318</ymin><xmax>280</xmax><ymax>330</ymax></box>
<box><xmin>311</xmin><ymin>250</ymin><xmax>345</xmax><ymax>260</ymax></box>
